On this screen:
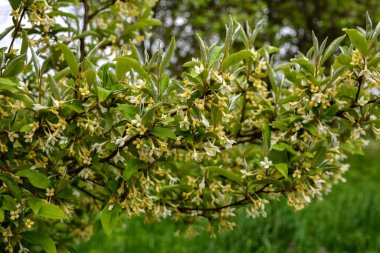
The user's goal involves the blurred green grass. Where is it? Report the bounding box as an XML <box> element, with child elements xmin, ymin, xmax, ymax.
<box><xmin>75</xmin><ymin>142</ymin><xmax>380</xmax><ymax>253</ymax></box>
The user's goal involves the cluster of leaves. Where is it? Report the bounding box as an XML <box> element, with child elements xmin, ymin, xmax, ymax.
<box><xmin>1</xmin><ymin>0</ymin><xmax>380</xmax><ymax>252</ymax></box>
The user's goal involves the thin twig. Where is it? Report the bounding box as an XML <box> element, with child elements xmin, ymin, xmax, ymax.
<box><xmin>79</xmin><ymin>0</ymin><xmax>90</xmax><ymax>62</ymax></box>
<box><xmin>88</xmin><ymin>0</ymin><xmax>116</xmax><ymax>20</ymax></box>
<box><xmin>8</xmin><ymin>7</ymin><xmax>27</xmax><ymax>54</ymax></box>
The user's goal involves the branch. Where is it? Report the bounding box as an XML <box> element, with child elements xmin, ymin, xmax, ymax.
<box><xmin>72</xmin><ymin>182</ymin><xmax>105</xmax><ymax>202</ymax></box>
<box><xmin>88</xmin><ymin>0</ymin><xmax>116</xmax><ymax>20</ymax></box>
<box><xmin>177</xmin><ymin>184</ymin><xmax>270</xmax><ymax>213</ymax></box>
<box><xmin>354</xmin><ymin>75</ymin><xmax>364</xmax><ymax>105</ymax></box>
<box><xmin>79</xmin><ymin>0</ymin><xmax>90</xmax><ymax>62</ymax></box>
<box><xmin>8</xmin><ymin>7</ymin><xmax>27</xmax><ymax>54</ymax></box>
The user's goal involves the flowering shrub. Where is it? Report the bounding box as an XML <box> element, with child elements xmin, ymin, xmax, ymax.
<box><xmin>1</xmin><ymin>0</ymin><xmax>380</xmax><ymax>252</ymax></box>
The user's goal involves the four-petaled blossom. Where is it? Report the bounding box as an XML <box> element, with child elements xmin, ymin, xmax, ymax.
<box><xmin>260</xmin><ymin>157</ymin><xmax>272</xmax><ymax>169</ymax></box>
<box><xmin>46</xmin><ymin>188</ymin><xmax>55</xmax><ymax>197</ymax></box>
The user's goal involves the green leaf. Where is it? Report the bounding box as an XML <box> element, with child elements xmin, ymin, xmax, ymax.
<box><xmin>122</xmin><ymin>19</ymin><xmax>161</xmax><ymax>36</ymax></box>
<box><xmin>2</xmin><ymin>53</ymin><xmax>26</xmax><ymax>77</ymax></box>
<box><xmin>0</xmin><ymin>174</ymin><xmax>21</xmax><ymax>199</ymax></box>
<box><xmin>151</xmin><ymin>127</ymin><xmax>176</xmax><ymax>140</ymax></box>
<box><xmin>343</xmin><ymin>28</ymin><xmax>368</xmax><ymax>54</ymax></box>
<box><xmin>267</xmin><ymin>64</ymin><xmax>279</xmax><ymax>95</ymax></box>
<box><xmin>64</xmin><ymin>100</ymin><xmax>84</xmax><ymax>113</ymax></box>
<box><xmin>123</xmin><ymin>159</ymin><xmax>145</xmax><ymax>181</ymax></box>
<box><xmin>320</xmin><ymin>35</ymin><xmax>346</xmax><ymax>65</ymax></box>
<box><xmin>128</xmin><ymin>39</ymin><xmax>142</xmax><ymax>62</ymax></box>
<box><xmin>28</xmin><ymin>198</ymin><xmax>43</xmax><ymax>215</ymax></box>
<box><xmin>159</xmin><ymin>73</ymin><xmax>169</xmax><ymax>97</ymax></box>
<box><xmin>304</xmin><ymin>123</ymin><xmax>318</xmax><ymax>136</ymax></box>
<box><xmin>256</xmin><ymin>45</ymin><xmax>280</xmax><ymax>56</ymax></box>
<box><xmin>23</xmin><ymin>231</ymin><xmax>57</xmax><ymax>253</ymax></box>
<box><xmin>221</xmin><ymin>50</ymin><xmax>255</xmax><ymax>71</ymax></box>
<box><xmin>369</xmin><ymin>22</ymin><xmax>380</xmax><ymax>48</ymax></box>
<box><xmin>30</xmin><ymin>45</ymin><xmax>41</xmax><ymax>77</ymax></box>
<box><xmin>272</xmin><ymin>143</ymin><xmax>297</xmax><ymax>155</ymax></box>
<box><xmin>311</xmin><ymin>146</ymin><xmax>327</xmax><ymax>168</ymax></box>
<box><xmin>159</xmin><ymin>37</ymin><xmax>175</xmax><ymax>76</ymax></box>
<box><xmin>323</xmin><ymin>103</ymin><xmax>340</xmax><ymax>121</ymax></box>
<box><xmin>0</xmin><ymin>26</ymin><xmax>14</xmax><ymax>41</ymax></box>
<box><xmin>97</xmin><ymin>86</ymin><xmax>112</xmax><ymax>102</ymax></box>
<box><xmin>58</xmin><ymin>43</ymin><xmax>79</xmax><ymax>76</ymax></box>
<box><xmin>87</xmin><ymin>40</ymin><xmax>108</xmax><ymax>61</ymax></box>
<box><xmin>0</xmin><ymin>209</ymin><xmax>4</xmax><ymax>222</ymax></box>
<box><xmin>117</xmin><ymin>104</ymin><xmax>140</xmax><ymax>121</ymax></box>
<box><xmin>195</xmin><ymin>33</ymin><xmax>207</xmax><ymax>63</ymax></box>
<box><xmin>209</xmin><ymin>45</ymin><xmax>224</xmax><ymax>67</ymax></box>
<box><xmin>21</xmin><ymin>31</ymin><xmax>29</xmax><ymax>55</ymax></box>
<box><xmin>0</xmin><ymin>77</ymin><xmax>19</xmax><ymax>92</ymax></box>
<box><xmin>39</xmin><ymin>202</ymin><xmax>66</xmax><ymax>219</ymax></box>
<box><xmin>274</xmin><ymin>163</ymin><xmax>288</xmax><ymax>179</ymax></box>
<box><xmin>142</xmin><ymin>102</ymin><xmax>162</xmax><ymax>126</ymax></box>
<box><xmin>368</xmin><ymin>56</ymin><xmax>380</xmax><ymax>68</ymax></box>
<box><xmin>0</xmin><ymin>195</ymin><xmax>16</xmax><ymax>210</ymax></box>
<box><xmin>16</xmin><ymin>169</ymin><xmax>51</xmax><ymax>189</ymax></box>
<box><xmin>203</xmin><ymin>166</ymin><xmax>242</xmax><ymax>185</ymax></box>
<box><xmin>8</xmin><ymin>0</ymin><xmax>22</xmax><ymax>10</ymax></box>
<box><xmin>262</xmin><ymin>123</ymin><xmax>271</xmax><ymax>155</ymax></box>
<box><xmin>48</xmin><ymin>75</ymin><xmax>60</xmax><ymax>99</ymax></box>
<box><xmin>290</xmin><ymin>58</ymin><xmax>315</xmax><ymax>75</ymax></box>
<box><xmin>53</xmin><ymin>67</ymin><xmax>71</xmax><ymax>81</ymax></box>
<box><xmin>101</xmin><ymin>204</ymin><xmax>121</xmax><ymax>236</ymax></box>
<box><xmin>114</xmin><ymin>57</ymin><xmax>150</xmax><ymax>82</ymax></box>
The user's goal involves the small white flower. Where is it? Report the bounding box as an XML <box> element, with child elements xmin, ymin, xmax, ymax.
<box><xmin>194</xmin><ymin>64</ymin><xmax>205</xmax><ymax>74</ymax></box>
<box><xmin>179</xmin><ymin>116</ymin><xmax>190</xmax><ymax>130</ymax></box>
<box><xmin>302</xmin><ymin>112</ymin><xmax>314</xmax><ymax>124</ymax></box>
<box><xmin>115</xmin><ymin>136</ymin><xmax>127</xmax><ymax>147</ymax></box>
<box><xmin>114</xmin><ymin>151</ymin><xmax>125</xmax><ymax>163</ymax></box>
<box><xmin>46</xmin><ymin>188</ymin><xmax>55</xmax><ymax>197</ymax></box>
<box><xmin>8</xmin><ymin>131</ymin><xmax>19</xmax><ymax>142</ymax></box>
<box><xmin>294</xmin><ymin>121</ymin><xmax>303</xmax><ymax>131</ymax></box>
<box><xmin>10</xmin><ymin>210</ymin><xmax>20</xmax><ymax>220</ymax></box>
<box><xmin>204</xmin><ymin>142</ymin><xmax>220</xmax><ymax>156</ymax></box>
<box><xmin>260</xmin><ymin>157</ymin><xmax>273</xmax><ymax>169</ymax></box>
<box><xmin>356</xmin><ymin>96</ymin><xmax>368</xmax><ymax>106</ymax></box>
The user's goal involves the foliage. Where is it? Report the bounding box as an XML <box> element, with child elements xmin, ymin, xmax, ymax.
<box><xmin>1</xmin><ymin>0</ymin><xmax>380</xmax><ymax>252</ymax></box>
<box><xmin>77</xmin><ymin>141</ymin><xmax>380</xmax><ymax>253</ymax></box>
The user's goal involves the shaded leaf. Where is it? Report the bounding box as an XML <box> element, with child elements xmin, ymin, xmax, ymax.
<box><xmin>16</xmin><ymin>169</ymin><xmax>51</xmax><ymax>189</ymax></box>
<box><xmin>151</xmin><ymin>127</ymin><xmax>176</xmax><ymax>140</ymax></box>
<box><xmin>275</xmin><ymin>163</ymin><xmax>288</xmax><ymax>179</ymax></box>
<box><xmin>221</xmin><ymin>50</ymin><xmax>255</xmax><ymax>71</ymax></box>
<box><xmin>23</xmin><ymin>231</ymin><xmax>57</xmax><ymax>253</ymax></box>
<box><xmin>59</xmin><ymin>43</ymin><xmax>79</xmax><ymax>76</ymax></box>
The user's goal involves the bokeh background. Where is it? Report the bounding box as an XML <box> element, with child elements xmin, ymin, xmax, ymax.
<box><xmin>1</xmin><ymin>1</ymin><xmax>380</xmax><ymax>252</ymax></box>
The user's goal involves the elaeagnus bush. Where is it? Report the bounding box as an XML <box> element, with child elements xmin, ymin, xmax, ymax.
<box><xmin>1</xmin><ymin>1</ymin><xmax>380</xmax><ymax>252</ymax></box>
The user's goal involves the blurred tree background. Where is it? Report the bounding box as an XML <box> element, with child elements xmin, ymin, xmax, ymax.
<box><xmin>147</xmin><ymin>0</ymin><xmax>380</xmax><ymax>71</ymax></box>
